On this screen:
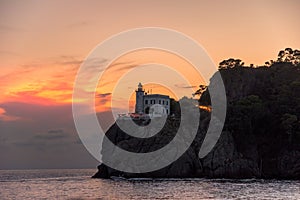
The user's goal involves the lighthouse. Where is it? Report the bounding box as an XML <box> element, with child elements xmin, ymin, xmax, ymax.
<box><xmin>134</xmin><ymin>83</ymin><xmax>170</xmax><ymax>115</ymax></box>
<box><xmin>135</xmin><ymin>82</ymin><xmax>144</xmax><ymax>114</ymax></box>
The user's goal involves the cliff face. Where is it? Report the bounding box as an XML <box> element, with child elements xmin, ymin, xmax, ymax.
<box><xmin>93</xmin><ymin>63</ymin><xmax>300</xmax><ymax>179</ymax></box>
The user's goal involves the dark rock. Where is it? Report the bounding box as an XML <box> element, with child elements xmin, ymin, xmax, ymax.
<box><xmin>93</xmin><ymin>62</ymin><xmax>300</xmax><ymax>179</ymax></box>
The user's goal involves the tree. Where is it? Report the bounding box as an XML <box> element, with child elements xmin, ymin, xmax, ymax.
<box><xmin>265</xmin><ymin>61</ymin><xmax>270</xmax><ymax>66</ymax></box>
<box><xmin>170</xmin><ymin>98</ymin><xmax>180</xmax><ymax>116</ymax></box>
<box><xmin>219</xmin><ymin>58</ymin><xmax>244</xmax><ymax>69</ymax></box>
<box><xmin>264</xmin><ymin>60</ymin><xmax>275</xmax><ymax>67</ymax></box>
<box><xmin>281</xmin><ymin>113</ymin><xmax>297</xmax><ymax>136</ymax></box>
<box><xmin>281</xmin><ymin>113</ymin><xmax>298</xmax><ymax>144</ymax></box>
<box><xmin>277</xmin><ymin>48</ymin><xmax>300</xmax><ymax>65</ymax></box>
<box><xmin>227</xmin><ymin>95</ymin><xmax>265</xmax><ymax>135</ymax></box>
<box><xmin>193</xmin><ymin>84</ymin><xmax>207</xmax><ymax>97</ymax></box>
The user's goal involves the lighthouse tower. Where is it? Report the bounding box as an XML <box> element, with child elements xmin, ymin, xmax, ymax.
<box><xmin>135</xmin><ymin>82</ymin><xmax>144</xmax><ymax>114</ymax></box>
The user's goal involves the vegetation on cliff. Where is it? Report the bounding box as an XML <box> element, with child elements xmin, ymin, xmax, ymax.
<box><xmin>93</xmin><ymin>48</ymin><xmax>300</xmax><ymax>179</ymax></box>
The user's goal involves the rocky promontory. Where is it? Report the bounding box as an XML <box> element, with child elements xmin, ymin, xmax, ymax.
<box><xmin>93</xmin><ymin>61</ymin><xmax>300</xmax><ymax>179</ymax></box>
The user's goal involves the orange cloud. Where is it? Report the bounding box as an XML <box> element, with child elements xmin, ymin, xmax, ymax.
<box><xmin>1</xmin><ymin>61</ymin><xmax>78</xmax><ymax>106</ymax></box>
<box><xmin>5</xmin><ymin>80</ymin><xmax>74</xmax><ymax>106</ymax></box>
<box><xmin>1</xmin><ymin>49</ymin><xmax>204</xmax><ymax>115</ymax></box>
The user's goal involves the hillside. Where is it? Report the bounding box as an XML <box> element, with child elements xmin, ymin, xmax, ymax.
<box><xmin>93</xmin><ymin>54</ymin><xmax>300</xmax><ymax>179</ymax></box>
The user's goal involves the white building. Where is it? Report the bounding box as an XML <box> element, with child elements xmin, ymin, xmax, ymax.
<box><xmin>135</xmin><ymin>83</ymin><xmax>170</xmax><ymax>115</ymax></box>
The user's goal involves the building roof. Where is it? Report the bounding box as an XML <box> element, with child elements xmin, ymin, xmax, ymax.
<box><xmin>144</xmin><ymin>94</ymin><xmax>169</xmax><ymax>99</ymax></box>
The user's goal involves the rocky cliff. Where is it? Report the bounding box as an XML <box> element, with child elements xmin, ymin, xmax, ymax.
<box><xmin>93</xmin><ymin>62</ymin><xmax>300</xmax><ymax>179</ymax></box>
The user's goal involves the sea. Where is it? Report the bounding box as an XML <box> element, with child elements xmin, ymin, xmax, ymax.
<box><xmin>0</xmin><ymin>169</ymin><xmax>299</xmax><ymax>200</ymax></box>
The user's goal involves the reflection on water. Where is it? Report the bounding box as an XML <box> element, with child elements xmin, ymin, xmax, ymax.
<box><xmin>0</xmin><ymin>169</ymin><xmax>299</xmax><ymax>200</ymax></box>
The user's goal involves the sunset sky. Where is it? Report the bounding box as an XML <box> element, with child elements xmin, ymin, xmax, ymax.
<box><xmin>0</xmin><ymin>0</ymin><xmax>299</xmax><ymax>169</ymax></box>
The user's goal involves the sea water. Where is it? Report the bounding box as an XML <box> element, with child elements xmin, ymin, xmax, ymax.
<box><xmin>0</xmin><ymin>169</ymin><xmax>299</xmax><ymax>199</ymax></box>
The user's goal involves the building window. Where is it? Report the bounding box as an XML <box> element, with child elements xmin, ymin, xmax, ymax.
<box><xmin>162</xmin><ymin>100</ymin><xmax>165</xmax><ymax>105</ymax></box>
<box><xmin>166</xmin><ymin>101</ymin><xmax>168</xmax><ymax>105</ymax></box>
<box><xmin>166</xmin><ymin>109</ymin><xmax>168</xmax><ymax>114</ymax></box>
<box><xmin>159</xmin><ymin>100</ymin><xmax>161</xmax><ymax>104</ymax></box>
<box><xmin>145</xmin><ymin>100</ymin><xmax>148</xmax><ymax>104</ymax></box>
<box><xmin>154</xmin><ymin>100</ymin><xmax>156</xmax><ymax>104</ymax></box>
